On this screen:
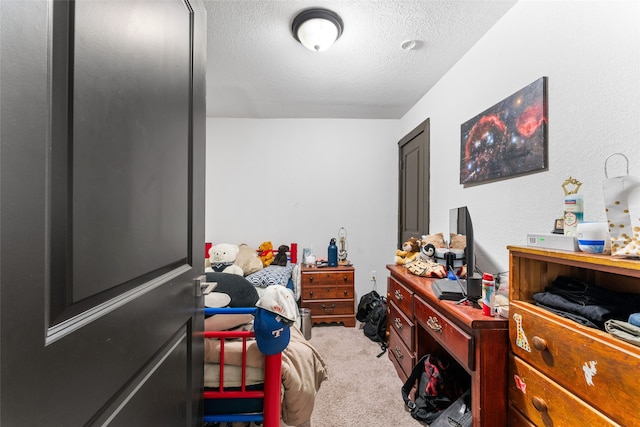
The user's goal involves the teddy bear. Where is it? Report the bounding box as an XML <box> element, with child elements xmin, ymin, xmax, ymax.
<box><xmin>209</xmin><ymin>243</ymin><xmax>244</xmax><ymax>276</ymax></box>
<box><xmin>272</xmin><ymin>244</ymin><xmax>289</xmax><ymax>266</ymax></box>
<box><xmin>258</xmin><ymin>241</ymin><xmax>275</xmax><ymax>267</ymax></box>
<box><xmin>395</xmin><ymin>237</ymin><xmax>422</xmax><ymax>265</ymax></box>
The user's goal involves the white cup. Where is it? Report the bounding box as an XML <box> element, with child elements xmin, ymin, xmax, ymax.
<box><xmin>576</xmin><ymin>222</ymin><xmax>608</xmax><ymax>254</ymax></box>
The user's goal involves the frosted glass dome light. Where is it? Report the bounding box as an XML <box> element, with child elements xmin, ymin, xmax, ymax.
<box><xmin>292</xmin><ymin>8</ymin><xmax>344</xmax><ymax>52</ymax></box>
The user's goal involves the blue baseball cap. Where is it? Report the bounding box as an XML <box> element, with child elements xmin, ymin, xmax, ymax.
<box><xmin>254</xmin><ymin>307</ymin><xmax>290</xmax><ymax>355</ymax></box>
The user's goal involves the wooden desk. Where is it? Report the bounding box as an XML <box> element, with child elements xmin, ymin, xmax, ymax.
<box><xmin>387</xmin><ymin>265</ymin><xmax>508</xmax><ymax>427</ymax></box>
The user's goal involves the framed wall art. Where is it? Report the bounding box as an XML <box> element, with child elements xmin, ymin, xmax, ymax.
<box><xmin>460</xmin><ymin>77</ymin><xmax>548</xmax><ymax>186</ymax></box>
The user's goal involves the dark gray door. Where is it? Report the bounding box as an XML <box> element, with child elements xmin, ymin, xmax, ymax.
<box><xmin>0</xmin><ymin>1</ymin><xmax>206</xmax><ymax>425</ymax></box>
<box><xmin>398</xmin><ymin>119</ymin><xmax>430</xmax><ymax>246</ymax></box>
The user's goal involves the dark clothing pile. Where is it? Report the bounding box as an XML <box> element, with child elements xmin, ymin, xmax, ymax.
<box><xmin>532</xmin><ymin>276</ymin><xmax>640</xmax><ymax>330</ymax></box>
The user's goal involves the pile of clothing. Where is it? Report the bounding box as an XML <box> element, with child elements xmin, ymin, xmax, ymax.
<box><xmin>533</xmin><ymin>276</ymin><xmax>640</xmax><ymax>346</ymax></box>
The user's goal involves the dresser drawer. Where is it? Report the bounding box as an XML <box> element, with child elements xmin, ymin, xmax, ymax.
<box><xmin>302</xmin><ymin>270</ymin><xmax>353</xmax><ymax>287</ymax></box>
<box><xmin>414</xmin><ymin>295</ymin><xmax>474</xmax><ymax>371</ymax></box>
<box><xmin>388</xmin><ymin>300</ymin><xmax>414</xmax><ymax>352</ymax></box>
<box><xmin>510</xmin><ymin>301</ymin><xmax>640</xmax><ymax>425</ymax></box>
<box><xmin>302</xmin><ymin>284</ymin><xmax>353</xmax><ymax>300</ymax></box>
<box><xmin>304</xmin><ymin>299</ymin><xmax>354</xmax><ymax>316</ymax></box>
<box><xmin>509</xmin><ymin>355</ymin><xmax>619</xmax><ymax>426</ymax></box>
<box><xmin>389</xmin><ymin>328</ymin><xmax>416</xmax><ymax>380</ymax></box>
<box><xmin>387</xmin><ymin>276</ymin><xmax>413</xmax><ymax>318</ymax></box>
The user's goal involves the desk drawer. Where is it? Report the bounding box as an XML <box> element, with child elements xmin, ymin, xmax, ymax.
<box><xmin>388</xmin><ymin>276</ymin><xmax>413</xmax><ymax>318</ymax></box>
<box><xmin>389</xmin><ymin>301</ymin><xmax>414</xmax><ymax>351</ymax></box>
<box><xmin>510</xmin><ymin>301</ymin><xmax>640</xmax><ymax>425</ymax></box>
<box><xmin>414</xmin><ymin>295</ymin><xmax>474</xmax><ymax>371</ymax></box>
<box><xmin>509</xmin><ymin>355</ymin><xmax>619</xmax><ymax>426</ymax></box>
<box><xmin>389</xmin><ymin>328</ymin><xmax>415</xmax><ymax>379</ymax></box>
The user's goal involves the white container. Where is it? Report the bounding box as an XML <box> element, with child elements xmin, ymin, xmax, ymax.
<box><xmin>576</xmin><ymin>222</ymin><xmax>608</xmax><ymax>254</ymax></box>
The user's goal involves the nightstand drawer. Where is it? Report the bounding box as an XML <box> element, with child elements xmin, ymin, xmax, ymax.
<box><xmin>302</xmin><ymin>284</ymin><xmax>353</xmax><ymax>300</ymax></box>
<box><xmin>389</xmin><ymin>301</ymin><xmax>414</xmax><ymax>352</ymax></box>
<box><xmin>387</xmin><ymin>276</ymin><xmax>413</xmax><ymax>318</ymax></box>
<box><xmin>510</xmin><ymin>301</ymin><xmax>640</xmax><ymax>424</ymax></box>
<box><xmin>304</xmin><ymin>299</ymin><xmax>354</xmax><ymax>316</ymax></box>
<box><xmin>301</xmin><ymin>270</ymin><xmax>353</xmax><ymax>287</ymax></box>
<box><xmin>509</xmin><ymin>355</ymin><xmax>618</xmax><ymax>426</ymax></box>
<box><xmin>414</xmin><ymin>295</ymin><xmax>474</xmax><ymax>371</ymax></box>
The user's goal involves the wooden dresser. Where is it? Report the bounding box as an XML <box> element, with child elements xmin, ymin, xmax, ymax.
<box><xmin>300</xmin><ymin>265</ymin><xmax>355</xmax><ymax>327</ymax></box>
<box><xmin>387</xmin><ymin>265</ymin><xmax>508</xmax><ymax>426</ymax></box>
<box><xmin>508</xmin><ymin>246</ymin><xmax>640</xmax><ymax>427</ymax></box>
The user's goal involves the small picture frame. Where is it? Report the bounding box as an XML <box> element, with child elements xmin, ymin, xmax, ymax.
<box><xmin>552</xmin><ymin>218</ymin><xmax>564</xmax><ymax>234</ymax></box>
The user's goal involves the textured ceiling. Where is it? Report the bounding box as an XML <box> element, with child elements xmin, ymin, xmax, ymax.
<box><xmin>203</xmin><ymin>0</ymin><xmax>517</xmax><ymax>119</ymax></box>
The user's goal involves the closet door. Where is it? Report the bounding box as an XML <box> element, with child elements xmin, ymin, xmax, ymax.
<box><xmin>0</xmin><ymin>1</ymin><xmax>206</xmax><ymax>425</ymax></box>
<box><xmin>398</xmin><ymin>119</ymin><xmax>430</xmax><ymax>246</ymax></box>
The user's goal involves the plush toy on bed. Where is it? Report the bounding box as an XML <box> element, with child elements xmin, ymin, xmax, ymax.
<box><xmin>258</xmin><ymin>241</ymin><xmax>275</xmax><ymax>267</ymax></box>
<box><xmin>395</xmin><ymin>237</ymin><xmax>422</xmax><ymax>265</ymax></box>
<box><xmin>209</xmin><ymin>243</ymin><xmax>244</xmax><ymax>276</ymax></box>
<box><xmin>273</xmin><ymin>244</ymin><xmax>289</xmax><ymax>266</ymax></box>
<box><xmin>234</xmin><ymin>243</ymin><xmax>263</xmax><ymax>276</ymax></box>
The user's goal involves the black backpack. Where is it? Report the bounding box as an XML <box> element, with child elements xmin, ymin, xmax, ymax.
<box><xmin>357</xmin><ymin>290</ymin><xmax>388</xmax><ymax>357</ymax></box>
<box><xmin>401</xmin><ymin>354</ymin><xmax>466</xmax><ymax>423</ymax></box>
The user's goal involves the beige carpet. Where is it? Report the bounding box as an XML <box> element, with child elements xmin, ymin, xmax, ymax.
<box><xmin>307</xmin><ymin>324</ymin><xmax>418</xmax><ymax>427</ymax></box>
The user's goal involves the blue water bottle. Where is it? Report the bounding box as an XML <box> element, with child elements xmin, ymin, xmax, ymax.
<box><xmin>328</xmin><ymin>238</ymin><xmax>338</xmax><ymax>267</ymax></box>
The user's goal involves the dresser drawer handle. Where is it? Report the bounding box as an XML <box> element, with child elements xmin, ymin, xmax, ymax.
<box><xmin>309</xmin><ymin>291</ymin><xmax>314</xmax><ymax>297</ymax></box>
<box><xmin>394</xmin><ymin>347</ymin><xmax>403</xmax><ymax>360</ymax></box>
<box><xmin>394</xmin><ymin>290</ymin><xmax>403</xmax><ymax>301</ymax></box>
<box><xmin>532</xmin><ymin>396</ymin><xmax>548</xmax><ymax>413</ymax></box>
<box><xmin>427</xmin><ymin>316</ymin><xmax>442</xmax><ymax>333</ymax></box>
<box><xmin>309</xmin><ymin>277</ymin><xmax>313</xmax><ymax>283</ymax></box>
<box><xmin>532</xmin><ymin>336</ymin><xmax>548</xmax><ymax>351</ymax></box>
<box><xmin>343</xmin><ymin>289</ymin><xmax>348</xmax><ymax>296</ymax></box>
<box><xmin>394</xmin><ymin>318</ymin><xmax>403</xmax><ymax>330</ymax></box>
<box><xmin>343</xmin><ymin>275</ymin><xmax>348</xmax><ymax>282</ymax></box>
<box><xmin>321</xmin><ymin>303</ymin><xmax>336</xmax><ymax>313</ymax></box>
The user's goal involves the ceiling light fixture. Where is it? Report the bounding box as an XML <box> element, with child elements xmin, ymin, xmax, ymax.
<box><xmin>292</xmin><ymin>8</ymin><xmax>344</xmax><ymax>52</ymax></box>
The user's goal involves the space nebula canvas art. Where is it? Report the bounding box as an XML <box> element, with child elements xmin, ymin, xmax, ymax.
<box><xmin>460</xmin><ymin>77</ymin><xmax>548</xmax><ymax>186</ymax></box>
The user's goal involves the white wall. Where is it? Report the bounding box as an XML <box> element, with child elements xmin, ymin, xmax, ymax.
<box><xmin>400</xmin><ymin>0</ymin><xmax>640</xmax><ymax>276</ymax></box>
<box><xmin>205</xmin><ymin>118</ymin><xmax>399</xmax><ymax>297</ymax></box>
<box><xmin>206</xmin><ymin>0</ymin><xmax>640</xmax><ymax>299</ymax></box>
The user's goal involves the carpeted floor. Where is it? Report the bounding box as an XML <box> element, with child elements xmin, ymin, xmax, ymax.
<box><xmin>307</xmin><ymin>323</ymin><xmax>418</xmax><ymax>427</ymax></box>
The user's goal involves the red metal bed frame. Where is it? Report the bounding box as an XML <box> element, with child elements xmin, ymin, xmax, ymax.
<box><xmin>203</xmin><ymin>307</ymin><xmax>282</xmax><ymax>427</ymax></box>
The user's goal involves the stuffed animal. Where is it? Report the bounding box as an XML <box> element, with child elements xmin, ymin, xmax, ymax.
<box><xmin>209</xmin><ymin>243</ymin><xmax>244</xmax><ymax>276</ymax></box>
<box><xmin>395</xmin><ymin>237</ymin><xmax>422</xmax><ymax>265</ymax></box>
<box><xmin>419</xmin><ymin>242</ymin><xmax>437</xmax><ymax>262</ymax></box>
<box><xmin>273</xmin><ymin>245</ymin><xmax>289</xmax><ymax>266</ymax></box>
<box><xmin>235</xmin><ymin>243</ymin><xmax>263</xmax><ymax>276</ymax></box>
<box><xmin>417</xmin><ymin>233</ymin><xmax>446</xmax><ymax>262</ymax></box>
<box><xmin>258</xmin><ymin>241</ymin><xmax>275</xmax><ymax>267</ymax></box>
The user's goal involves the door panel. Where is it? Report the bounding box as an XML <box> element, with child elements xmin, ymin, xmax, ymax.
<box><xmin>0</xmin><ymin>1</ymin><xmax>206</xmax><ymax>425</ymax></box>
<box><xmin>398</xmin><ymin>119</ymin><xmax>430</xmax><ymax>246</ymax></box>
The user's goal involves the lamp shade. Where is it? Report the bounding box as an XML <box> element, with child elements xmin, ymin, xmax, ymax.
<box><xmin>292</xmin><ymin>8</ymin><xmax>343</xmax><ymax>52</ymax></box>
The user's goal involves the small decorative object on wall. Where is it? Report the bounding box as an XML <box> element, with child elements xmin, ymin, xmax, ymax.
<box><xmin>460</xmin><ymin>76</ymin><xmax>548</xmax><ymax>186</ymax></box>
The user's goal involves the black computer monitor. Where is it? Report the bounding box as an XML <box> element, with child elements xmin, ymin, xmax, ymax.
<box><xmin>450</xmin><ymin>206</ymin><xmax>482</xmax><ymax>301</ymax></box>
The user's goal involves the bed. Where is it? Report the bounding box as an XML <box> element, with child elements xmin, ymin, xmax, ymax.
<box><xmin>202</xmin><ymin>243</ymin><xmax>327</xmax><ymax>427</ymax></box>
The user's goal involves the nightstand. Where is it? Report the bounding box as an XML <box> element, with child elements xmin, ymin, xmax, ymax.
<box><xmin>300</xmin><ymin>265</ymin><xmax>355</xmax><ymax>327</ymax></box>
